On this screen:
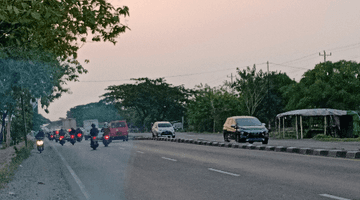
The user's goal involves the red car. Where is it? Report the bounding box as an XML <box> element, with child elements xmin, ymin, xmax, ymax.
<box><xmin>108</xmin><ymin>120</ymin><xmax>129</xmax><ymax>141</ymax></box>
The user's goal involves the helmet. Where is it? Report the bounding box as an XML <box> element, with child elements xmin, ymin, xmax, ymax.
<box><xmin>91</xmin><ymin>123</ymin><xmax>96</xmax><ymax>128</ymax></box>
<box><xmin>104</xmin><ymin>122</ymin><xmax>108</xmax><ymax>128</ymax></box>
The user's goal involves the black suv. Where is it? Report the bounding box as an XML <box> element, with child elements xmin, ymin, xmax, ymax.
<box><xmin>223</xmin><ymin>116</ymin><xmax>269</xmax><ymax>144</ymax></box>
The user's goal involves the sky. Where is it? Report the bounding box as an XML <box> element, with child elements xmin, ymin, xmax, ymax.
<box><xmin>39</xmin><ymin>0</ymin><xmax>360</xmax><ymax>121</ymax></box>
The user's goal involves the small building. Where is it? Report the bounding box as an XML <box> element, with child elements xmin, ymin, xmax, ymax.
<box><xmin>276</xmin><ymin>108</ymin><xmax>360</xmax><ymax>139</ymax></box>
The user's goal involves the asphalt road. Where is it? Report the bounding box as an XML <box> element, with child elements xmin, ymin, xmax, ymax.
<box><xmin>1</xmin><ymin>135</ymin><xmax>359</xmax><ymax>200</ymax></box>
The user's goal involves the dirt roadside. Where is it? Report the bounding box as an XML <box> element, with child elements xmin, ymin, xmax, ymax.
<box><xmin>0</xmin><ymin>139</ymin><xmax>76</xmax><ymax>200</ymax></box>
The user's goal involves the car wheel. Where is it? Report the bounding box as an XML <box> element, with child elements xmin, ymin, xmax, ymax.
<box><xmin>223</xmin><ymin>131</ymin><xmax>230</xmax><ymax>142</ymax></box>
<box><xmin>262</xmin><ymin>138</ymin><xmax>268</xmax><ymax>144</ymax></box>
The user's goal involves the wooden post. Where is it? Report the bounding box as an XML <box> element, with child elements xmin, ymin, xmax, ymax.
<box><xmin>283</xmin><ymin>117</ymin><xmax>285</xmax><ymax>138</ymax></box>
<box><xmin>300</xmin><ymin>116</ymin><xmax>303</xmax><ymax>139</ymax></box>
<box><xmin>278</xmin><ymin>117</ymin><xmax>280</xmax><ymax>137</ymax></box>
<box><xmin>324</xmin><ymin>116</ymin><xmax>327</xmax><ymax>135</ymax></box>
<box><xmin>296</xmin><ymin>115</ymin><xmax>298</xmax><ymax>139</ymax></box>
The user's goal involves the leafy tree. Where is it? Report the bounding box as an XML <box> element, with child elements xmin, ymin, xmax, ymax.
<box><xmin>102</xmin><ymin>78</ymin><xmax>192</xmax><ymax>131</ymax></box>
<box><xmin>283</xmin><ymin>60</ymin><xmax>360</xmax><ymax>111</ymax></box>
<box><xmin>66</xmin><ymin>100</ymin><xmax>123</xmax><ymax>127</ymax></box>
<box><xmin>0</xmin><ymin>0</ymin><xmax>130</xmax><ymax>145</ymax></box>
<box><xmin>186</xmin><ymin>84</ymin><xmax>242</xmax><ymax>132</ymax></box>
<box><xmin>255</xmin><ymin>71</ymin><xmax>295</xmax><ymax>127</ymax></box>
<box><xmin>231</xmin><ymin>65</ymin><xmax>267</xmax><ymax>116</ymax></box>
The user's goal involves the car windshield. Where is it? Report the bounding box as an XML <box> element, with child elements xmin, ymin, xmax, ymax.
<box><xmin>158</xmin><ymin>123</ymin><xmax>172</xmax><ymax>127</ymax></box>
<box><xmin>235</xmin><ymin>118</ymin><xmax>262</xmax><ymax>126</ymax></box>
<box><xmin>111</xmin><ymin>122</ymin><xmax>126</xmax><ymax>128</ymax></box>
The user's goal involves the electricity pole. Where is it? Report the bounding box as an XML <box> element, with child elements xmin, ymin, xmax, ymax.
<box><xmin>319</xmin><ymin>50</ymin><xmax>331</xmax><ymax>62</ymax></box>
<box><xmin>267</xmin><ymin>61</ymin><xmax>270</xmax><ymax>130</ymax></box>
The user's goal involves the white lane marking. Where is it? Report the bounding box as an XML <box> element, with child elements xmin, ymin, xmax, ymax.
<box><xmin>50</xmin><ymin>142</ymin><xmax>90</xmax><ymax>200</ymax></box>
<box><xmin>136</xmin><ymin>151</ymin><xmax>144</xmax><ymax>154</ymax></box>
<box><xmin>208</xmin><ymin>168</ymin><xmax>240</xmax><ymax>177</ymax></box>
<box><xmin>319</xmin><ymin>194</ymin><xmax>351</xmax><ymax>200</ymax></box>
<box><xmin>161</xmin><ymin>157</ymin><xmax>177</xmax><ymax>162</ymax></box>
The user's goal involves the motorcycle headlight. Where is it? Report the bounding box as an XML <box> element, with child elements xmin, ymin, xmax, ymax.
<box><xmin>37</xmin><ymin>140</ymin><xmax>44</xmax><ymax>145</ymax></box>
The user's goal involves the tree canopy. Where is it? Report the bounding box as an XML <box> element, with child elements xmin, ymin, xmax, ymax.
<box><xmin>102</xmin><ymin>78</ymin><xmax>192</xmax><ymax>130</ymax></box>
<box><xmin>283</xmin><ymin>60</ymin><xmax>360</xmax><ymax>111</ymax></box>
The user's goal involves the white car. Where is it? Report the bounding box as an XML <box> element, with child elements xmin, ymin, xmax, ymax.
<box><xmin>151</xmin><ymin>121</ymin><xmax>175</xmax><ymax>138</ymax></box>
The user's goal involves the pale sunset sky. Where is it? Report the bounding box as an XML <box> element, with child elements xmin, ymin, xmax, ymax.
<box><xmin>40</xmin><ymin>0</ymin><xmax>360</xmax><ymax>121</ymax></box>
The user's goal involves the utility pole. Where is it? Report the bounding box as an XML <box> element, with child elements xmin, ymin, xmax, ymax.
<box><xmin>267</xmin><ymin>61</ymin><xmax>270</xmax><ymax>131</ymax></box>
<box><xmin>319</xmin><ymin>50</ymin><xmax>331</xmax><ymax>62</ymax></box>
<box><xmin>227</xmin><ymin>73</ymin><xmax>233</xmax><ymax>84</ymax></box>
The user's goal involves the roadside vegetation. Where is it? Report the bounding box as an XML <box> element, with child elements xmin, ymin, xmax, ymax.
<box><xmin>0</xmin><ymin>140</ymin><xmax>34</xmax><ymax>189</ymax></box>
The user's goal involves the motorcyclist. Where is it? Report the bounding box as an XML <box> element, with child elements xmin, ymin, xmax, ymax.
<box><xmin>90</xmin><ymin>124</ymin><xmax>99</xmax><ymax>146</ymax></box>
<box><xmin>35</xmin><ymin>130</ymin><xmax>45</xmax><ymax>140</ymax></box>
<box><xmin>69</xmin><ymin>128</ymin><xmax>76</xmax><ymax>136</ymax></box>
<box><xmin>102</xmin><ymin>122</ymin><xmax>110</xmax><ymax>136</ymax></box>
<box><xmin>59</xmin><ymin>129</ymin><xmax>66</xmax><ymax>137</ymax></box>
<box><xmin>75</xmin><ymin>128</ymin><xmax>83</xmax><ymax>136</ymax></box>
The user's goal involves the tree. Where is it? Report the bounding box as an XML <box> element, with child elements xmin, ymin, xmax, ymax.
<box><xmin>186</xmin><ymin>84</ymin><xmax>242</xmax><ymax>132</ymax></box>
<box><xmin>102</xmin><ymin>78</ymin><xmax>191</xmax><ymax>131</ymax></box>
<box><xmin>0</xmin><ymin>0</ymin><xmax>130</xmax><ymax>145</ymax></box>
<box><xmin>283</xmin><ymin>60</ymin><xmax>360</xmax><ymax>111</ymax></box>
<box><xmin>231</xmin><ymin>65</ymin><xmax>267</xmax><ymax>116</ymax></box>
<box><xmin>66</xmin><ymin>100</ymin><xmax>123</xmax><ymax>127</ymax></box>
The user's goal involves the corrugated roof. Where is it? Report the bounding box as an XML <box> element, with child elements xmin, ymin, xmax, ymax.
<box><xmin>276</xmin><ymin>108</ymin><xmax>348</xmax><ymax>118</ymax></box>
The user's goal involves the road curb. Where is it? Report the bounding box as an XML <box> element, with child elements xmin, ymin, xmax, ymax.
<box><xmin>133</xmin><ymin>136</ymin><xmax>360</xmax><ymax>159</ymax></box>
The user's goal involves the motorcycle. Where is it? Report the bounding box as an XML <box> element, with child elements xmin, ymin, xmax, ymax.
<box><xmin>48</xmin><ymin>133</ymin><xmax>54</xmax><ymax>141</ymax></box>
<box><xmin>54</xmin><ymin>130</ymin><xmax>59</xmax><ymax>142</ymax></box>
<box><xmin>59</xmin><ymin>135</ymin><xmax>66</xmax><ymax>146</ymax></box>
<box><xmin>90</xmin><ymin>136</ymin><xmax>99</xmax><ymax>150</ymax></box>
<box><xmin>69</xmin><ymin>134</ymin><xmax>76</xmax><ymax>145</ymax></box>
<box><xmin>102</xmin><ymin>134</ymin><xmax>111</xmax><ymax>147</ymax></box>
<box><xmin>76</xmin><ymin>132</ymin><xmax>83</xmax><ymax>142</ymax></box>
<box><xmin>36</xmin><ymin>137</ymin><xmax>44</xmax><ymax>153</ymax></box>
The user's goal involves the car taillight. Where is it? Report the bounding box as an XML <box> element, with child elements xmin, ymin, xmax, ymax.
<box><xmin>104</xmin><ymin>135</ymin><xmax>109</xmax><ymax>140</ymax></box>
<box><xmin>92</xmin><ymin>136</ymin><xmax>97</xmax><ymax>140</ymax></box>
<box><xmin>77</xmin><ymin>133</ymin><xmax>82</xmax><ymax>137</ymax></box>
<box><xmin>70</xmin><ymin>135</ymin><xmax>75</xmax><ymax>139</ymax></box>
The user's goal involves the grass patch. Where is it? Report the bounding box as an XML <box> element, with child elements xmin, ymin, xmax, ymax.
<box><xmin>312</xmin><ymin>134</ymin><xmax>360</xmax><ymax>142</ymax></box>
<box><xmin>0</xmin><ymin>140</ymin><xmax>34</xmax><ymax>189</ymax></box>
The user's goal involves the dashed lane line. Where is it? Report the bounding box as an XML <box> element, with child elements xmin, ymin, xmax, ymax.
<box><xmin>161</xmin><ymin>157</ymin><xmax>177</xmax><ymax>162</ymax></box>
<box><xmin>136</xmin><ymin>151</ymin><xmax>144</xmax><ymax>154</ymax></box>
<box><xmin>208</xmin><ymin>168</ymin><xmax>240</xmax><ymax>177</ymax></box>
<box><xmin>319</xmin><ymin>194</ymin><xmax>351</xmax><ymax>200</ymax></box>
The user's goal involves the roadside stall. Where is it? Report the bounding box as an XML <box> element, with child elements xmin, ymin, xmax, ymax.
<box><xmin>275</xmin><ymin>108</ymin><xmax>360</xmax><ymax>139</ymax></box>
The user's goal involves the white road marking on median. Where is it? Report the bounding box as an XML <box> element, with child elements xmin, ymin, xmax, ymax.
<box><xmin>50</xmin><ymin>142</ymin><xmax>90</xmax><ymax>200</ymax></box>
<box><xmin>319</xmin><ymin>194</ymin><xmax>351</xmax><ymax>200</ymax></box>
<box><xmin>161</xmin><ymin>157</ymin><xmax>177</xmax><ymax>162</ymax></box>
<box><xmin>136</xmin><ymin>151</ymin><xmax>144</xmax><ymax>154</ymax></box>
<box><xmin>208</xmin><ymin>168</ymin><xmax>240</xmax><ymax>177</ymax></box>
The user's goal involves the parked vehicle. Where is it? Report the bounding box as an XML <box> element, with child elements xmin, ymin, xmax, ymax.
<box><xmin>108</xmin><ymin>120</ymin><xmax>129</xmax><ymax>141</ymax></box>
<box><xmin>223</xmin><ymin>116</ymin><xmax>269</xmax><ymax>144</ymax></box>
<box><xmin>151</xmin><ymin>121</ymin><xmax>175</xmax><ymax>138</ymax></box>
<box><xmin>83</xmin><ymin>119</ymin><xmax>99</xmax><ymax>140</ymax></box>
